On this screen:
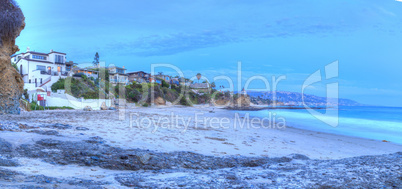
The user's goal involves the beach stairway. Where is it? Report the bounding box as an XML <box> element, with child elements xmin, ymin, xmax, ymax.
<box><xmin>39</xmin><ymin>76</ymin><xmax>51</xmax><ymax>88</ymax></box>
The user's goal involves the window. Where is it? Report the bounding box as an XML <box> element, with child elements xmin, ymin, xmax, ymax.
<box><xmin>37</xmin><ymin>65</ymin><xmax>46</xmax><ymax>71</ymax></box>
<box><xmin>117</xmin><ymin>69</ymin><xmax>125</xmax><ymax>74</ymax></box>
<box><xmin>55</xmin><ymin>55</ymin><xmax>64</xmax><ymax>63</ymax></box>
<box><xmin>57</xmin><ymin>66</ymin><xmax>61</xmax><ymax>72</ymax></box>
<box><xmin>32</xmin><ymin>55</ymin><xmax>46</xmax><ymax>60</ymax></box>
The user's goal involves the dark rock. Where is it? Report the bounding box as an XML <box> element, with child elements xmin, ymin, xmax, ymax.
<box><xmin>44</xmin><ymin>123</ymin><xmax>73</xmax><ymax>130</ymax></box>
<box><xmin>29</xmin><ymin>130</ymin><xmax>60</xmax><ymax>136</ymax></box>
<box><xmin>289</xmin><ymin>154</ymin><xmax>310</xmax><ymax>160</ymax></box>
<box><xmin>85</xmin><ymin>136</ymin><xmax>105</xmax><ymax>144</ymax></box>
<box><xmin>0</xmin><ymin>138</ymin><xmax>12</xmax><ymax>153</ymax></box>
<box><xmin>0</xmin><ymin>157</ymin><xmax>18</xmax><ymax>166</ymax></box>
<box><xmin>0</xmin><ymin>121</ymin><xmax>21</xmax><ymax>131</ymax></box>
<box><xmin>76</xmin><ymin>127</ymin><xmax>89</xmax><ymax>131</ymax></box>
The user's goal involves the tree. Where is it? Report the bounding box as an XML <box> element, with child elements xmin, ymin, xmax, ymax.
<box><xmin>196</xmin><ymin>73</ymin><xmax>201</xmax><ymax>83</ymax></box>
<box><xmin>93</xmin><ymin>52</ymin><xmax>99</xmax><ymax>67</ymax></box>
<box><xmin>161</xmin><ymin>80</ymin><xmax>170</xmax><ymax>88</ymax></box>
<box><xmin>211</xmin><ymin>82</ymin><xmax>216</xmax><ymax>89</ymax></box>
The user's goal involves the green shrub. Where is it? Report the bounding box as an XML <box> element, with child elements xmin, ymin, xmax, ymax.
<box><xmin>47</xmin><ymin>106</ymin><xmax>74</xmax><ymax>110</ymax></box>
<box><xmin>30</xmin><ymin>102</ymin><xmax>44</xmax><ymax>111</ymax></box>
<box><xmin>127</xmin><ymin>88</ymin><xmax>141</xmax><ymax>102</ymax></box>
<box><xmin>180</xmin><ymin>96</ymin><xmax>192</xmax><ymax>106</ymax></box>
<box><xmin>81</xmin><ymin>91</ymin><xmax>99</xmax><ymax>99</ymax></box>
<box><xmin>161</xmin><ymin>80</ymin><xmax>170</xmax><ymax>88</ymax></box>
<box><xmin>81</xmin><ymin>74</ymin><xmax>88</xmax><ymax>81</ymax></box>
<box><xmin>51</xmin><ymin>78</ymin><xmax>65</xmax><ymax>92</ymax></box>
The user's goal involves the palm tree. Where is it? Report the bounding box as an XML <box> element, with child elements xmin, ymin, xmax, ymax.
<box><xmin>211</xmin><ymin>82</ymin><xmax>216</xmax><ymax>89</ymax></box>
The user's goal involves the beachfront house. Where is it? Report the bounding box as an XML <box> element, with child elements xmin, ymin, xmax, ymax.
<box><xmin>155</xmin><ymin>74</ymin><xmax>171</xmax><ymax>84</ymax></box>
<box><xmin>127</xmin><ymin>71</ymin><xmax>151</xmax><ymax>84</ymax></box>
<box><xmin>108</xmin><ymin>65</ymin><xmax>129</xmax><ymax>85</ymax></box>
<box><xmin>72</xmin><ymin>67</ymin><xmax>99</xmax><ymax>79</ymax></box>
<box><xmin>148</xmin><ymin>76</ymin><xmax>163</xmax><ymax>85</ymax></box>
<box><xmin>65</xmin><ymin>61</ymin><xmax>77</xmax><ymax>72</ymax></box>
<box><xmin>171</xmin><ymin>78</ymin><xmax>180</xmax><ymax>85</ymax></box>
<box><xmin>190</xmin><ymin>83</ymin><xmax>210</xmax><ymax>93</ymax></box>
<box><xmin>11</xmin><ymin>48</ymin><xmax>70</xmax><ymax>91</ymax></box>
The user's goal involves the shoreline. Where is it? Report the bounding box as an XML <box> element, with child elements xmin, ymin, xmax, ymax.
<box><xmin>231</xmin><ymin>109</ymin><xmax>402</xmax><ymax>146</ymax></box>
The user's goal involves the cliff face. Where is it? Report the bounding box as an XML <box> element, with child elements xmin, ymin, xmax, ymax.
<box><xmin>233</xmin><ymin>95</ymin><xmax>251</xmax><ymax>108</ymax></box>
<box><xmin>0</xmin><ymin>0</ymin><xmax>25</xmax><ymax>114</ymax></box>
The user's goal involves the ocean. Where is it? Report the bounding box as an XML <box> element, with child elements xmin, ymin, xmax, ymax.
<box><xmin>244</xmin><ymin>106</ymin><xmax>402</xmax><ymax>144</ymax></box>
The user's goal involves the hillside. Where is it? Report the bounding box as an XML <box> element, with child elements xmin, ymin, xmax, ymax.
<box><xmin>51</xmin><ymin>77</ymin><xmax>106</xmax><ymax>99</ymax></box>
<box><xmin>244</xmin><ymin>91</ymin><xmax>362</xmax><ymax>106</ymax></box>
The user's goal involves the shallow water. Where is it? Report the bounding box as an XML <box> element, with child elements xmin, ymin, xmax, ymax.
<box><xmin>242</xmin><ymin>106</ymin><xmax>402</xmax><ymax>144</ymax></box>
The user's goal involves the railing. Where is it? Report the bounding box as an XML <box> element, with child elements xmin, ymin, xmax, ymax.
<box><xmin>40</xmin><ymin>70</ymin><xmax>50</xmax><ymax>75</ymax></box>
<box><xmin>39</xmin><ymin>76</ymin><xmax>51</xmax><ymax>87</ymax></box>
<box><xmin>110</xmin><ymin>79</ymin><xmax>128</xmax><ymax>83</ymax></box>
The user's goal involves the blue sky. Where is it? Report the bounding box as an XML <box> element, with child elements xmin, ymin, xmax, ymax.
<box><xmin>15</xmin><ymin>0</ymin><xmax>402</xmax><ymax>107</ymax></box>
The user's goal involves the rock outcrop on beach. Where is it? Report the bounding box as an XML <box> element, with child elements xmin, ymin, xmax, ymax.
<box><xmin>234</xmin><ymin>95</ymin><xmax>251</xmax><ymax>108</ymax></box>
<box><xmin>153</xmin><ymin>96</ymin><xmax>166</xmax><ymax>106</ymax></box>
<box><xmin>225</xmin><ymin>94</ymin><xmax>251</xmax><ymax>110</ymax></box>
<box><xmin>0</xmin><ymin>0</ymin><xmax>25</xmax><ymax>115</ymax></box>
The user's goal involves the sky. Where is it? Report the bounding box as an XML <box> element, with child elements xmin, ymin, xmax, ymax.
<box><xmin>14</xmin><ymin>0</ymin><xmax>402</xmax><ymax>107</ymax></box>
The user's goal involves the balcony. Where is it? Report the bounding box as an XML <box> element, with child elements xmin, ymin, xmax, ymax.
<box><xmin>39</xmin><ymin>70</ymin><xmax>64</xmax><ymax>76</ymax></box>
<box><xmin>110</xmin><ymin>79</ymin><xmax>128</xmax><ymax>84</ymax></box>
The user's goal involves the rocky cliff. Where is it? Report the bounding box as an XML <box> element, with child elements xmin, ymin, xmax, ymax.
<box><xmin>0</xmin><ymin>0</ymin><xmax>25</xmax><ymax>114</ymax></box>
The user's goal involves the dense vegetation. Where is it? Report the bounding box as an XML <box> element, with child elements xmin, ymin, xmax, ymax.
<box><xmin>51</xmin><ymin>76</ymin><xmax>220</xmax><ymax>107</ymax></box>
<box><xmin>51</xmin><ymin>76</ymin><xmax>105</xmax><ymax>99</ymax></box>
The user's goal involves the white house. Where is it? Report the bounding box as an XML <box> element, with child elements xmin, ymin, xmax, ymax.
<box><xmin>11</xmin><ymin>48</ymin><xmax>70</xmax><ymax>91</ymax></box>
<box><xmin>108</xmin><ymin>65</ymin><xmax>128</xmax><ymax>85</ymax></box>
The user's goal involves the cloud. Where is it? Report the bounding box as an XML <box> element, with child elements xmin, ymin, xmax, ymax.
<box><xmin>109</xmin><ymin>30</ymin><xmax>239</xmax><ymax>57</ymax></box>
<box><xmin>103</xmin><ymin>1</ymin><xmax>401</xmax><ymax>57</ymax></box>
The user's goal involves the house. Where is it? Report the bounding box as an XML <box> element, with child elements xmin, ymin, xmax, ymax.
<box><xmin>65</xmin><ymin>61</ymin><xmax>77</xmax><ymax>72</ymax></box>
<box><xmin>171</xmin><ymin>78</ymin><xmax>180</xmax><ymax>85</ymax></box>
<box><xmin>108</xmin><ymin>66</ymin><xmax>128</xmax><ymax>85</ymax></box>
<box><xmin>11</xmin><ymin>48</ymin><xmax>70</xmax><ymax>91</ymax></box>
<box><xmin>72</xmin><ymin>67</ymin><xmax>99</xmax><ymax>79</ymax></box>
<box><xmin>189</xmin><ymin>83</ymin><xmax>210</xmax><ymax>93</ymax></box>
<box><xmin>148</xmin><ymin>76</ymin><xmax>163</xmax><ymax>85</ymax></box>
<box><xmin>127</xmin><ymin>71</ymin><xmax>150</xmax><ymax>84</ymax></box>
<box><xmin>155</xmin><ymin>74</ymin><xmax>171</xmax><ymax>84</ymax></box>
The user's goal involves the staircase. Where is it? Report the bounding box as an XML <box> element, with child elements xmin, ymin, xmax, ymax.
<box><xmin>39</xmin><ymin>76</ymin><xmax>52</xmax><ymax>88</ymax></box>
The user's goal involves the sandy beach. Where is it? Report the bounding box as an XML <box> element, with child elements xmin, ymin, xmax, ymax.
<box><xmin>2</xmin><ymin>106</ymin><xmax>400</xmax><ymax>159</ymax></box>
<box><xmin>0</xmin><ymin>106</ymin><xmax>401</xmax><ymax>188</ymax></box>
